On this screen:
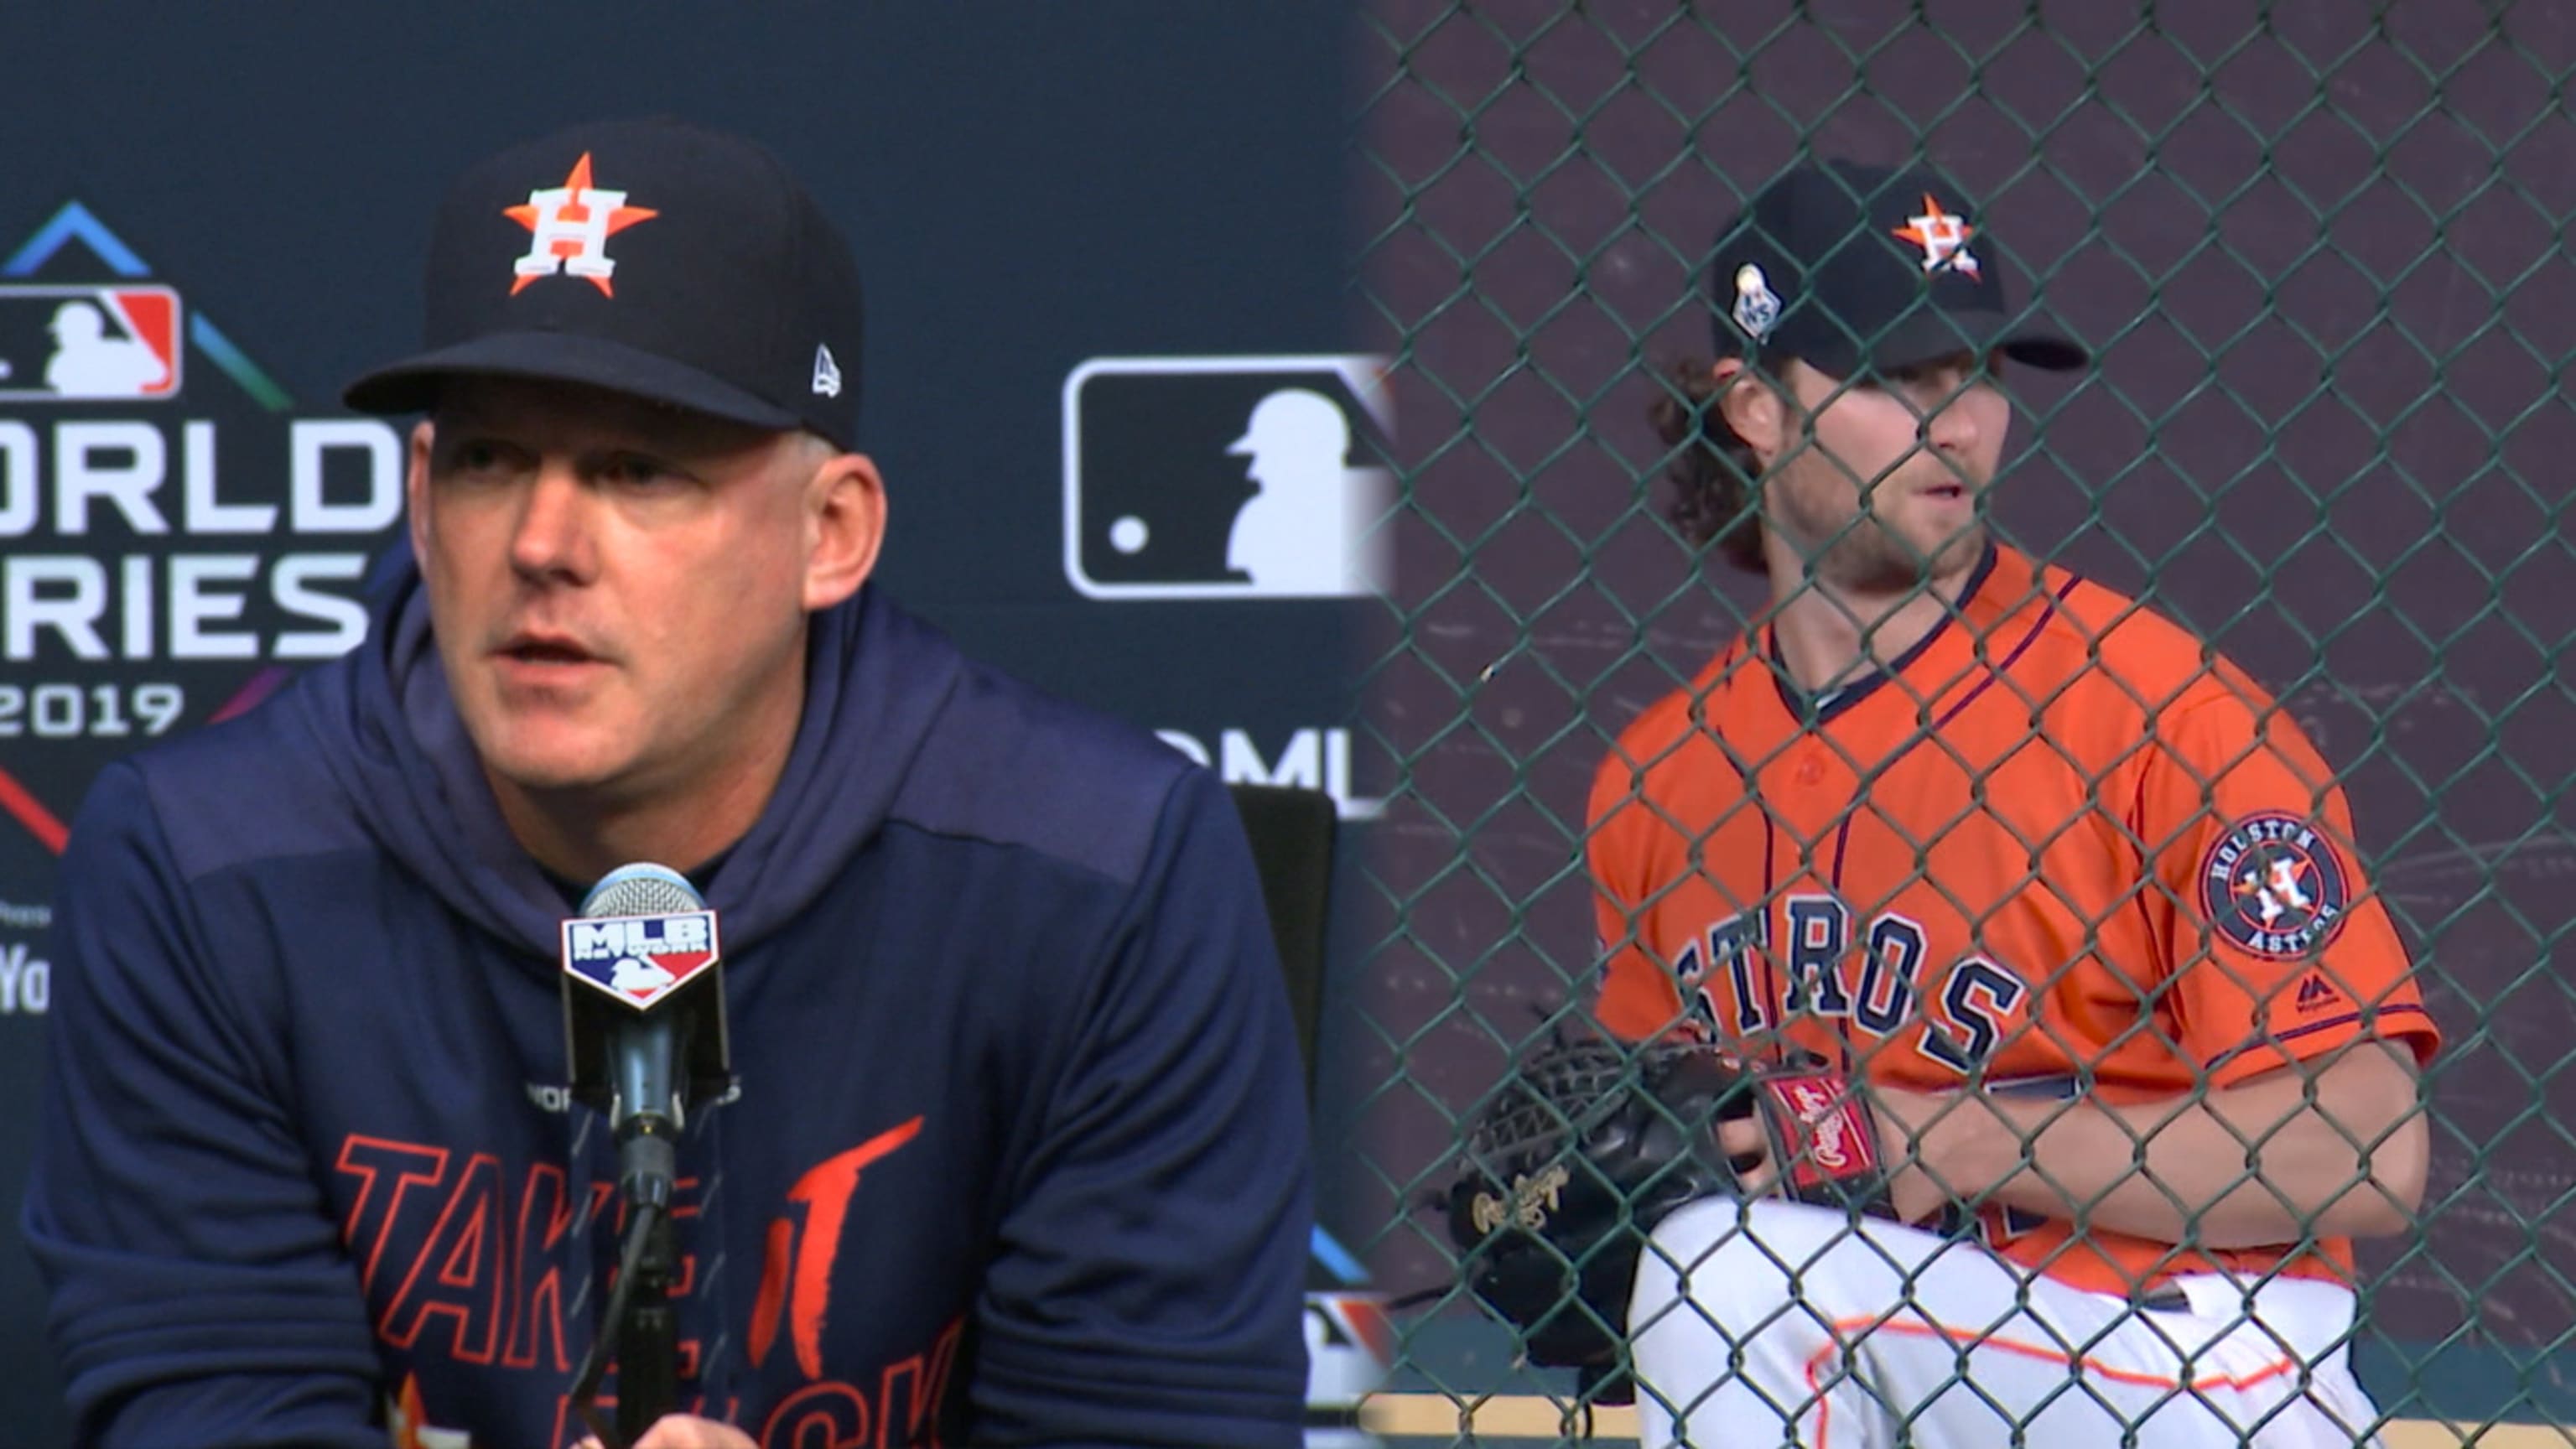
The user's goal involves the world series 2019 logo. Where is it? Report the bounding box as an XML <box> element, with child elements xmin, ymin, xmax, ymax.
<box><xmin>0</xmin><ymin>201</ymin><xmax>405</xmax><ymax>908</ymax></box>
<box><xmin>1062</xmin><ymin>356</ymin><xmax>1392</xmax><ymax>600</ymax></box>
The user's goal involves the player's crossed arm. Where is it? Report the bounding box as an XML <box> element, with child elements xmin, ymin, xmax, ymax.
<box><xmin>1866</xmin><ymin>1038</ymin><xmax>2428</xmax><ymax>1248</ymax></box>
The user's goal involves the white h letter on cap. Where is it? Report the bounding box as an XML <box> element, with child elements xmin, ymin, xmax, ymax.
<box><xmin>515</xmin><ymin>184</ymin><xmax>627</xmax><ymax>285</ymax></box>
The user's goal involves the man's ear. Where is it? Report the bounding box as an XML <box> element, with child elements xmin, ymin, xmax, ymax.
<box><xmin>803</xmin><ymin>451</ymin><xmax>887</xmax><ymax>611</ymax></box>
<box><xmin>405</xmin><ymin>420</ymin><xmax>435</xmax><ymax>570</ymax></box>
<box><xmin>1713</xmin><ymin>357</ymin><xmax>1785</xmax><ymax>462</ymax></box>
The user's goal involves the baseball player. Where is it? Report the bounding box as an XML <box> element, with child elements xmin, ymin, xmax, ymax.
<box><xmin>1583</xmin><ymin>162</ymin><xmax>2440</xmax><ymax>1445</ymax></box>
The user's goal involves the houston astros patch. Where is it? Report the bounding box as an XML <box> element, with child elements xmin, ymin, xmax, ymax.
<box><xmin>2199</xmin><ymin>813</ymin><xmax>2350</xmax><ymax>959</ymax></box>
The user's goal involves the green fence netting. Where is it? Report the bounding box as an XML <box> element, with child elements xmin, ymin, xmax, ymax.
<box><xmin>1352</xmin><ymin>2</ymin><xmax>2576</xmax><ymax>1442</ymax></box>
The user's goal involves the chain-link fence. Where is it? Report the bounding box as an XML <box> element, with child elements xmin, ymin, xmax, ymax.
<box><xmin>1350</xmin><ymin>1</ymin><xmax>2576</xmax><ymax>1441</ymax></box>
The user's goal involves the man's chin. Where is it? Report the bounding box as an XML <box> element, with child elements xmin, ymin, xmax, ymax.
<box><xmin>1926</xmin><ymin>522</ymin><xmax>1988</xmax><ymax>582</ymax></box>
<box><xmin>1813</xmin><ymin>523</ymin><xmax>1981</xmax><ymax>597</ymax></box>
<box><xmin>465</xmin><ymin>726</ymin><xmax>631</xmax><ymax>798</ymax></box>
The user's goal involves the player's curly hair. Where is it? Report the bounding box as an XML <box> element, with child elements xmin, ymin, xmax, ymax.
<box><xmin>1649</xmin><ymin>356</ymin><xmax>1774</xmax><ymax>576</ymax></box>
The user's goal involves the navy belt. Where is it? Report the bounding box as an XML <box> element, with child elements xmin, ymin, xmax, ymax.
<box><xmin>2139</xmin><ymin>1285</ymin><xmax>2192</xmax><ymax>1312</ymax></box>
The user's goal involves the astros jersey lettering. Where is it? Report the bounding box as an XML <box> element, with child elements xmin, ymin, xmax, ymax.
<box><xmin>1588</xmin><ymin>543</ymin><xmax>2440</xmax><ymax>1296</ymax></box>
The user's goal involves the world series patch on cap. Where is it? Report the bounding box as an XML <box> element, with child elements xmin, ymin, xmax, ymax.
<box><xmin>344</xmin><ymin>116</ymin><xmax>865</xmax><ymax>449</ymax></box>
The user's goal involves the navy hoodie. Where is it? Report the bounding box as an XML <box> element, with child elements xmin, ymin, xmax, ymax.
<box><xmin>23</xmin><ymin>568</ymin><xmax>1314</xmax><ymax>1448</ymax></box>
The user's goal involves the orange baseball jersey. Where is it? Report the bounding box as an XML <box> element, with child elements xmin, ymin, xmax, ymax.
<box><xmin>1588</xmin><ymin>544</ymin><xmax>2439</xmax><ymax>1296</ymax></box>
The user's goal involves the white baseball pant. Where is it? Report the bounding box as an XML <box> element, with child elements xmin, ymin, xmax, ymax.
<box><xmin>1628</xmin><ymin>1197</ymin><xmax>2385</xmax><ymax>1447</ymax></box>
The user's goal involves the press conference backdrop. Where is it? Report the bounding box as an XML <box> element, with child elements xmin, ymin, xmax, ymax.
<box><xmin>0</xmin><ymin>8</ymin><xmax>1382</xmax><ymax>1443</ymax></box>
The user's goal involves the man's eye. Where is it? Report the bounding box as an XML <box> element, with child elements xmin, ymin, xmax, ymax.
<box><xmin>605</xmin><ymin>456</ymin><xmax>680</xmax><ymax>488</ymax></box>
<box><xmin>447</xmin><ymin>441</ymin><xmax>512</xmax><ymax>475</ymax></box>
<box><xmin>1885</xmin><ymin>360</ymin><xmax>1984</xmax><ymax>394</ymax></box>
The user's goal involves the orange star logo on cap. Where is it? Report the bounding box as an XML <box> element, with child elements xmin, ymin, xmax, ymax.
<box><xmin>1890</xmin><ymin>194</ymin><xmax>1981</xmax><ymax>278</ymax></box>
<box><xmin>503</xmin><ymin>153</ymin><xmax>658</xmax><ymax>297</ymax></box>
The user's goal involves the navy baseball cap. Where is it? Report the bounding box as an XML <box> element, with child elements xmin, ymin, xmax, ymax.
<box><xmin>1711</xmin><ymin>160</ymin><xmax>2085</xmax><ymax>378</ymax></box>
<box><xmin>345</xmin><ymin>117</ymin><xmax>864</xmax><ymax>449</ymax></box>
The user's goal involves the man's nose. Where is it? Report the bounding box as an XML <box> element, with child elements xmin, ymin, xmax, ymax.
<box><xmin>1923</xmin><ymin>390</ymin><xmax>1982</xmax><ymax>455</ymax></box>
<box><xmin>508</xmin><ymin>463</ymin><xmax>596</xmax><ymax>582</ymax></box>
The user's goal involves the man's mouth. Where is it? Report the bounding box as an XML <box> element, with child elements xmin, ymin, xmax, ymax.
<box><xmin>497</xmin><ymin>633</ymin><xmax>603</xmax><ymax>666</ymax></box>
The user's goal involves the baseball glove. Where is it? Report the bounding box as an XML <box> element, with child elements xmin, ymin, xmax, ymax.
<box><xmin>1443</xmin><ymin>1036</ymin><xmax>1889</xmax><ymax>1385</ymax></box>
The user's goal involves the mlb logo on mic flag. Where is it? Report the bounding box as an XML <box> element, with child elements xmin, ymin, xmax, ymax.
<box><xmin>561</xmin><ymin>910</ymin><xmax>720</xmax><ymax>1011</ymax></box>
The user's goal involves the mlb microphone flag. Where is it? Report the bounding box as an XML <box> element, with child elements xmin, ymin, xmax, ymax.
<box><xmin>560</xmin><ymin>910</ymin><xmax>720</xmax><ymax>1010</ymax></box>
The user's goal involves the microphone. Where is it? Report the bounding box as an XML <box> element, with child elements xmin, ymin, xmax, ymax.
<box><xmin>559</xmin><ymin>862</ymin><xmax>734</xmax><ymax>1206</ymax></box>
<box><xmin>559</xmin><ymin>862</ymin><xmax>732</xmax><ymax>1447</ymax></box>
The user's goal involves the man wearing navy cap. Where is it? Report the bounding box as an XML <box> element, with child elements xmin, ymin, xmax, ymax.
<box><xmin>1574</xmin><ymin>160</ymin><xmax>2433</xmax><ymax>1445</ymax></box>
<box><xmin>25</xmin><ymin>118</ymin><xmax>1314</xmax><ymax>1449</ymax></box>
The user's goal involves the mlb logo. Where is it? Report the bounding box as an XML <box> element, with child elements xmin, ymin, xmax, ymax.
<box><xmin>559</xmin><ymin>910</ymin><xmax>722</xmax><ymax>1011</ymax></box>
<box><xmin>0</xmin><ymin>283</ymin><xmax>183</xmax><ymax>401</ymax></box>
<box><xmin>1062</xmin><ymin>356</ymin><xmax>1392</xmax><ymax>600</ymax></box>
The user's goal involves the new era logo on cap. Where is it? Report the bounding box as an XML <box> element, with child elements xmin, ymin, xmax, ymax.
<box><xmin>344</xmin><ymin>117</ymin><xmax>867</xmax><ymax>449</ymax></box>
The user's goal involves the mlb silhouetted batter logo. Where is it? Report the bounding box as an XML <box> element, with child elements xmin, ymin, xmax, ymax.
<box><xmin>1062</xmin><ymin>355</ymin><xmax>1391</xmax><ymax>599</ymax></box>
<box><xmin>0</xmin><ymin>284</ymin><xmax>182</xmax><ymax>401</ymax></box>
<box><xmin>46</xmin><ymin>298</ymin><xmax>169</xmax><ymax>394</ymax></box>
<box><xmin>609</xmin><ymin>956</ymin><xmax>675</xmax><ymax>995</ymax></box>
<box><xmin>2200</xmin><ymin>813</ymin><xmax>2350</xmax><ymax>958</ymax></box>
<box><xmin>506</xmin><ymin>152</ymin><xmax>657</xmax><ymax>296</ymax></box>
<box><xmin>1222</xmin><ymin>389</ymin><xmax>1384</xmax><ymax>594</ymax></box>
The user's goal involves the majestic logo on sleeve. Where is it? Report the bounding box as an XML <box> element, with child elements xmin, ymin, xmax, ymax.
<box><xmin>2200</xmin><ymin>813</ymin><xmax>2350</xmax><ymax>959</ymax></box>
<box><xmin>506</xmin><ymin>153</ymin><xmax>657</xmax><ymax>297</ymax></box>
<box><xmin>1889</xmin><ymin>194</ymin><xmax>1981</xmax><ymax>278</ymax></box>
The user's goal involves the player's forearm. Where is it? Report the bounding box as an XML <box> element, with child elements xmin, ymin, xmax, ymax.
<box><xmin>1948</xmin><ymin>1043</ymin><xmax>2429</xmax><ymax>1249</ymax></box>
